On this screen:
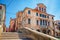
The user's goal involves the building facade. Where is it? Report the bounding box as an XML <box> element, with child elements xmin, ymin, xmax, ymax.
<box><xmin>15</xmin><ymin>3</ymin><xmax>55</xmax><ymax>36</ymax></box>
<box><xmin>8</xmin><ymin>3</ymin><xmax>57</xmax><ymax>37</ymax></box>
<box><xmin>9</xmin><ymin>18</ymin><xmax>16</xmax><ymax>32</ymax></box>
<box><xmin>54</xmin><ymin>20</ymin><xmax>60</xmax><ymax>37</ymax></box>
<box><xmin>0</xmin><ymin>4</ymin><xmax>6</xmax><ymax>32</ymax></box>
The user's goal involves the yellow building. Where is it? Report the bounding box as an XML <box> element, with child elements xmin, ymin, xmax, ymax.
<box><xmin>0</xmin><ymin>4</ymin><xmax>6</xmax><ymax>32</ymax></box>
<box><xmin>16</xmin><ymin>3</ymin><xmax>55</xmax><ymax>36</ymax></box>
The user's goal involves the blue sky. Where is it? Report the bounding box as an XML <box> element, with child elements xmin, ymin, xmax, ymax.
<box><xmin>0</xmin><ymin>0</ymin><xmax>60</xmax><ymax>27</ymax></box>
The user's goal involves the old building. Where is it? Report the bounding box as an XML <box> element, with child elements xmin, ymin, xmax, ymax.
<box><xmin>9</xmin><ymin>18</ymin><xmax>16</xmax><ymax>32</ymax></box>
<box><xmin>54</xmin><ymin>20</ymin><xmax>60</xmax><ymax>37</ymax></box>
<box><xmin>15</xmin><ymin>3</ymin><xmax>55</xmax><ymax>36</ymax></box>
<box><xmin>0</xmin><ymin>4</ymin><xmax>6</xmax><ymax>32</ymax></box>
<box><xmin>16</xmin><ymin>11</ymin><xmax>23</xmax><ymax>31</ymax></box>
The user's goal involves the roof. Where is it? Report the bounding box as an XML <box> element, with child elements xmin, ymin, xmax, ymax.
<box><xmin>19</xmin><ymin>3</ymin><xmax>55</xmax><ymax>17</ymax></box>
<box><xmin>37</xmin><ymin>3</ymin><xmax>46</xmax><ymax>8</ymax></box>
<box><xmin>23</xmin><ymin>7</ymin><xmax>32</xmax><ymax>11</ymax></box>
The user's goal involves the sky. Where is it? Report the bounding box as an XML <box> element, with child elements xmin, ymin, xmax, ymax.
<box><xmin>0</xmin><ymin>0</ymin><xmax>60</xmax><ymax>27</ymax></box>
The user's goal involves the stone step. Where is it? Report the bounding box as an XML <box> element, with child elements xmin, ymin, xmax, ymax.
<box><xmin>0</xmin><ymin>39</ymin><xmax>22</xmax><ymax>40</ymax></box>
<box><xmin>0</xmin><ymin>32</ymin><xmax>27</xmax><ymax>39</ymax></box>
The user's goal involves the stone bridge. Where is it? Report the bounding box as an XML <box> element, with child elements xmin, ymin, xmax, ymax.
<box><xmin>0</xmin><ymin>27</ymin><xmax>58</xmax><ymax>40</ymax></box>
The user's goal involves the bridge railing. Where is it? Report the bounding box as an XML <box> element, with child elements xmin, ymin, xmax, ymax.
<box><xmin>24</xmin><ymin>27</ymin><xmax>58</xmax><ymax>40</ymax></box>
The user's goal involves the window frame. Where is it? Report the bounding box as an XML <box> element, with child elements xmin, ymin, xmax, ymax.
<box><xmin>28</xmin><ymin>18</ymin><xmax>31</xmax><ymax>24</ymax></box>
<box><xmin>28</xmin><ymin>10</ymin><xmax>30</xmax><ymax>14</ymax></box>
<box><xmin>36</xmin><ymin>12</ymin><xmax>38</xmax><ymax>16</ymax></box>
<box><xmin>36</xmin><ymin>20</ymin><xmax>38</xmax><ymax>25</ymax></box>
<box><xmin>40</xmin><ymin>20</ymin><xmax>42</xmax><ymax>25</ymax></box>
<box><xmin>42</xmin><ymin>8</ymin><xmax>43</xmax><ymax>12</ymax></box>
<box><xmin>39</xmin><ymin>7</ymin><xmax>41</xmax><ymax>10</ymax></box>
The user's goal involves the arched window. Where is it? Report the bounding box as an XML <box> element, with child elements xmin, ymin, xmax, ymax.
<box><xmin>44</xmin><ymin>9</ymin><xmax>46</xmax><ymax>12</ymax></box>
<box><xmin>39</xmin><ymin>7</ymin><xmax>41</xmax><ymax>10</ymax></box>
<box><xmin>28</xmin><ymin>10</ymin><xmax>30</xmax><ymax>14</ymax></box>
<box><xmin>42</xmin><ymin>8</ymin><xmax>43</xmax><ymax>12</ymax></box>
<box><xmin>36</xmin><ymin>20</ymin><xmax>38</xmax><ymax>25</ymax></box>
<box><xmin>28</xmin><ymin>19</ymin><xmax>31</xmax><ymax>24</ymax></box>
<box><xmin>40</xmin><ymin>19</ymin><xmax>42</xmax><ymax>25</ymax></box>
<box><xmin>36</xmin><ymin>12</ymin><xmax>38</xmax><ymax>16</ymax></box>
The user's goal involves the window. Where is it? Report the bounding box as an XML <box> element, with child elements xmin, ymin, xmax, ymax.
<box><xmin>36</xmin><ymin>13</ymin><xmax>38</xmax><ymax>16</ymax></box>
<box><xmin>48</xmin><ymin>22</ymin><xmax>50</xmax><ymax>26</ymax></box>
<box><xmin>44</xmin><ymin>9</ymin><xmax>46</xmax><ymax>12</ymax></box>
<box><xmin>47</xmin><ymin>16</ymin><xmax>49</xmax><ymax>18</ymax></box>
<box><xmin>39</xmin><ymin>7</ymin><xmax>41</xmax><ymax>10</ymax></box>
<box><xmin>28</xmin><ymin>19</ymin><xmax>31</xmax><ymax>24</ymax></box>
<box><xmin>45</xmin><ymin>20</ymin><xmax>47</xmax><ymax>25</ymax></box>
<box><xmin>52</xmin><ymin>17</ymin><xmax>53</xmax><ymax>19</ymax></box>
<box><xmin>44</xmin><ymin>15</ymin><xmax>46</xmax><ymax>18</ymax></box>
<box><xmin>36</xmin><ymin>20</ymin><xmax>38</xmax><ymax>25</ymax></box>
<box><xmin>0</xmin><ymin>6</ymin><xmax>2</xmax><ymax>9</ymax></box>
<box><xmin>40</xmin><ymin>14</ymin><xmax>42</xmax><ymax>17</ymax></box>
<box><xmin>43</xmin><ymin>20</ymin><xmax>44</xmax><ymax>25</ymax></box>
<box><xmin>42</xmin><ymin>20</ymin><xmax>47</xmax><ymax>25</ymax></box>
<box><xmin>42</xmin><ymin>14</ymin><xmax>44</xmax><ymax>17</ymax></box>
<box><xmin>40</xmin><ymin>14</ymin><xmax>46</xmax><ymax>18</ymax></box>
<box><xmin>40</xmin><ymin>20</ymin><xmax>42</xmax><ymax>25</ymax></box>
<box><xmin>40</xmin><ymin>14</ymin><xmax>43</xmax><ymax>17</ymax></box>
<box><xmin>42</xmin><ymin>8</ymin><xmax>43</xmax><ymax>12</ymax></box>
<box><xmin>58</xmin><ymin>22</ymin><xmax>60</xmax><ymax>24</ymax></box>
<box><xmin>59</xmin><ymin>27</ymin><xmax>60</xmax><ymax>30</ymax></box>
<box><xmin>46</xmin><ymin>20</ymin><xmax>47</xmax><ymax>25</ymax></box>
<box><xmin>28</xmin><ymin>10</ymin><xmax>30</xmax><ymax>14</ymax></box>
<box><xmin>43</xmin><ymin>15</ymin><xmax>46</xmax><ymax>18</ymax></box>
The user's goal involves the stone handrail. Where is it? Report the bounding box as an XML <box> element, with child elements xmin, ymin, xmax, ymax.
<box><xmin>24</xmin><ymin>27</ymin><xmax>58</xmax><ymax>40</ymax></box>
